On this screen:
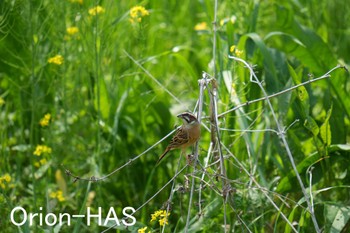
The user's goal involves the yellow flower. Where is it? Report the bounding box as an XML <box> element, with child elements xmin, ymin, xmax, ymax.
<box><xmin>66</xmin><ymin>27</ymin><xmax>79</xmax><ymax>35</ymax></box>
<box><xmin>48</xmin><ymin>55</ymin><xmax>64</xmax><ymax>65</ymax></box>
<box><xmin>39</xmin><ymin>113</ymin><xmax>51</xmax><ymax>127</ymax></box>
<box><xmin>138</xmin><ymin>227</ymin><xmax>147</xmax><ymax>233</ymax></box>
<box><xmin>229</xmin><ymin>45</ymin><xmax>243</xmax><ymax>57</ymax></box>
<box><xmin>49</xmin><ymin>191</ymin><xmax>56</xmax><ymax>198</ymax></box>
<box><xmin>150</xmin><ymin>210</ymin><xmax>170</xmax><ymax>226</ymax></box>
<box><xmin>194</xmin><ymin>22</ymin><xmax>208</xmax><ymax>31</ymax></box>
<box><xmin>0</xmin><ymin>97</ymin><xmax>5</xmax><ymax>106</ymax></box>
<box><xmin>40</xmin><ymin>158</ymin><xmax>48</xmax><ymax>165</ymax></box>
<box><xmin>220</xmin><ymin>19</ymin><xmax>225</xmax><ymax>26</ymax></box>
<box><xmin>150</xmin><ymin>214</ymin><xmax>157</xmax><ymax>222</ymax></box>
<box><xmin>129</xmin><ymin>6</ymin><xmax>149</xmax><ymax>23</ymax></box>
<box><xmin>150</xmin><ymin>210</ymin><xmax>162</xmax><ymax>222</ymax></box>
<box><xmin>69</xmin><ymin>0</ymin><xmax>83</xmax><ymax>4</ymax></box>
<box><xmin>89</xmin><ymin>5</ymin><xmax>105</xmax><ymax>16</ymax></box>
<box><xmin>230</xmin><ymin>45</ymin><xmax>236</xmax><ymax>53</ymax></box>
<box><xmin>235</xmin><ymin>49</ymin><xmax>243</xmax><ymax>57</ymax></box>
<box><xmin>33</xmin><ymin>145</ymin><xmax>52</xmax><ymax>156</ymax></box>
<box><xmin>35</xmin><ymin>158</ymin><xmax>48</xmax><ymax>167</ymax></box>
<box><xmin>160</xmin><ymin>210</ymin><xmax>170</xmax><ymax>218</ymax></box>
<box><xmin>50</xmin><ymin>190</ymin><xmax>65</xmax><ymax>202</ymax></box>
<box><xmin>0</xmin><ymin>173</ymin><xmax>12</xmax><ymax>189</ymax></box>
<box><xmin>3</xmin><ymin>174</ymin><xmax>11</xmax><ymax>183</ymax></box>
<box><xmin>159</xmin><ymin>217</ymin><xmax>168</xmax><ymax>226</ymax></box>
<box><xmin>56</xmin><ymin>190</ymin><xmax>65</xmax><ymax>202</ymax></box>
<box><xmin>0</xmin><ymin>174</ymin><xmax>11</xmax><ymax>183</ymax></box>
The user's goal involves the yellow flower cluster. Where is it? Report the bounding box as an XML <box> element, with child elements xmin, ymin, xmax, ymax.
<box><xmin>88</xmin><ymin>5</ymin><xmax>105</xmax><ymax>16</ymax></box>
<box><xmin>50</xmin><ymin>190</ymin><xmax>65</xmax><ymax>202</ymax></box>
<box><xmin>194</xmin><ymin>22</ymin><xmax>208</xmax><ymax>31</ymax></box>
<box><xmin>150</xmin><ymin>210</ymin><xmax>170</xmax><ymax>226</ymax></box>
<box><xmin>34</xmin><ymin>158</ymin><xmax>47</xmax><ymax>168</ymax></box>
<box><xmin>230</xmin><ymin>45</ymin><xmax>243</xmax><ymax>57</ymax></box>
<box><xmin>0</xmin><ymin>173</ymin><xmax>11</xmax><ymax>189</ymax></box>
<box><xmin>66</xmin><ymin>27</ymin><xmax>79</xmax><ymax>35</ymax></box>
<box><xmin>39</xmin><ymin>113</ymin><xmax>51</xmax><ymax>127</ymax></box>
<box><xmin>65</xmin><ymin>26</ymin><xmax>80</xmax><ymax>41</ymax></box>
<box><xmin>33</xmin><ymin>145</ymin><xmax>52</xmax><ymax>156</ymax></box>
<box><xmin>137</xmin><ymin>226</ymin><xmax>150</xmax><ymax>233</ymax></box>
<box><xmin>129</xmin><ymin>6</ymin><xmax>149</xmax><ymax>23</ymax></box>
<box><xmin>48</xmin><ymin>55</ymin><xmax>64</xmax><ymax>65</ymax></box>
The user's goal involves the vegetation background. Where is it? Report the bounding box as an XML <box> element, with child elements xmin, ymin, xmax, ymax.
<box><xmin>0</xmin><ymin>0</ymin><xmax>349</xmax><ymax>232</ymax></box>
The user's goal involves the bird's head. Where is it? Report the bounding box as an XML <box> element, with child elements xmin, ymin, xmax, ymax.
<box><xmin>177</xmin><ymin>112</ymin><xmax>198</xmax><ymax>125</ymax></box>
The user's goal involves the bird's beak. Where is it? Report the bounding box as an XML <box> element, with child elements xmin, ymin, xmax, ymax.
<box><xmin>177</xmin><ymin>112</ymin><xmax>189</xmax><ymax>119</ymax></box>
<box><xmin>177</xmin><ymin>113</ymin><xmax>184</xmax><ymax>118</ymax></box>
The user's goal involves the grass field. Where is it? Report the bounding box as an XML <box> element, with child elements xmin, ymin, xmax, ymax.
<box><xmin>1</xmin><ymin>0</ymin><xmax>350</xmax><ymax>232</ymax></box>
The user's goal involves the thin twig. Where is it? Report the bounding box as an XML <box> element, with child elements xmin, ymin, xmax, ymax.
<box><xmin>184</xmin><ymin>74</ymin><xmax>206</xmax><ymax>232</ymax></box>
<box><xmin>62</xmin><ymin>128</ymin><xmax>177</xmax><ymax>181</ymax></box>
<box><xmin>206</xmin><ymin>70</ymin><xmax>229</xmax><ymax>232</ymax></box>
<box><xmin>123</xmin><ymin>50</ymin><xmax>184</xmax><ymax>106</ymax></box>
<box><xmin>219</xmin><ymin>62</ymin><xmax>345</xmax><ymax>118</ymax></box>
<box><xmin>198</xmin><ymin>141</ymin><xmax>214</xmax><ymax>215</ymax></box>
<box><xmin>219</xmin><ymin>119</ymin><xmax>300</xmax><ymax>135</ymax></box>
<box><xmin>161</xmin><ymin>153</ymin><xmax>183</xmax><ymax>233</ymax></box>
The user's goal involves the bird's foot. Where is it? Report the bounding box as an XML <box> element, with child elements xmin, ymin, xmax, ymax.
<box><xmin>186</xmin><ymin>154</ymin><xmax>195</xmax><ymax>166</ymax></box>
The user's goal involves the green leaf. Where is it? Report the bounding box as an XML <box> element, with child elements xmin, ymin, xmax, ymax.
<box><xmin>171</xmin><ymin>52</ymin><xmax>198</xmax><ymax>82</ymax></box>
<box><xmin>320</xmin><ymin>105</ymin><xmax>333</xmax><ymax>146</ymax></box>
<box><xmin>330</xmin><ymin>206</ymin><xmax>350</xmax><ymax>233</ymax></box>
<box><xmin>288</xmin><ymin>64</ymin><xmax>310</xmax><ymax>118</ymax></box>
<box><xmin>94</xmin><ymin>76</ymin><xmax>111</xmax><ymax>120</ymax></box>
<box><xmin>237</xmin><ymin>33</ymin><xmax>279</xmax><ymax>93</ymax></box>
<box><xmin>277</xmin><ymin>144</ymin><xmax>350</xmax><ymax>193</ymax></box>
<box><xmin>267</xmin><ymin>5</ymin><xmax>337</xmax><ymax>74</ymax></box>
<box><xmin>186</xmin><ymin>198</ymin><xmax>222</xmax><ymax>231</ymax></box>
<box><xmin>303</xmin><ymin>116</ymin><xmax>319</xmax><ymax>137</ymax></box>
<box><xmin>34</xmin><ymin>161</ymin><xmax>52</xmax><ymax>179</ymax></box>
<box><xmin>285</xmin><ymin>206</ymin><xmax>297</xmax><ymax>233</ymax></box>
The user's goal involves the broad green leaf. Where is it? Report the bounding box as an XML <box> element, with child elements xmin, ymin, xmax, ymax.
<box><xmin>268</xmin><ymin>5</ymin><xmax>337</xmax><ymax>74</ymax></box>
<box><xmin>265</xmin><ymin>30</ymin><xmax>336</xmax><ymax>74</ymax></box>
<box><xmin>325</xmin><ymin>204</ymin><xmax>341</xmax><ymax>231</ymax></box>
<box><xmin>330</xmin><ymin>206</ymin><xmax>350</xmax><ymax>233</ymax></box>
<box><xmin>277</xmin><ymin>144</ymin><xmax>350</xmax><ymax>193</ymax></box>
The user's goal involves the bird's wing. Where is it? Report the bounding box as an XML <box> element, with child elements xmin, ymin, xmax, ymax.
<box><xmin>169</xmin><ymin>127</ymin><xmax>189</xmax><ymax>148</ymax></box>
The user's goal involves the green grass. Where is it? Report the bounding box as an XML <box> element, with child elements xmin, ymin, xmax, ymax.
<box><xmin>0</xmin><ymin>0</ymin><xmax>350</xmax><ymax>232</ymax></box>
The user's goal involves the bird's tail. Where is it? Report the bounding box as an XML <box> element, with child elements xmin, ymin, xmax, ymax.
<box><xmin>156</xmin><ymin>147</ymin><xmax>170</xmax><ymax>165</ymax></box>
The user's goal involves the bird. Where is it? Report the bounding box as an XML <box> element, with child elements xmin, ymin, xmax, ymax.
<box><xmin>157</xmin><ymin>112</ymin><xmax>201</xmax><ymax>164</ymax></box>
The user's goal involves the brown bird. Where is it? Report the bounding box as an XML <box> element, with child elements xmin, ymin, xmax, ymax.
<box><xmin>157</xmin><ymin>112</ymin><xmax>201</xmax><ymax>164</ymax></box>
